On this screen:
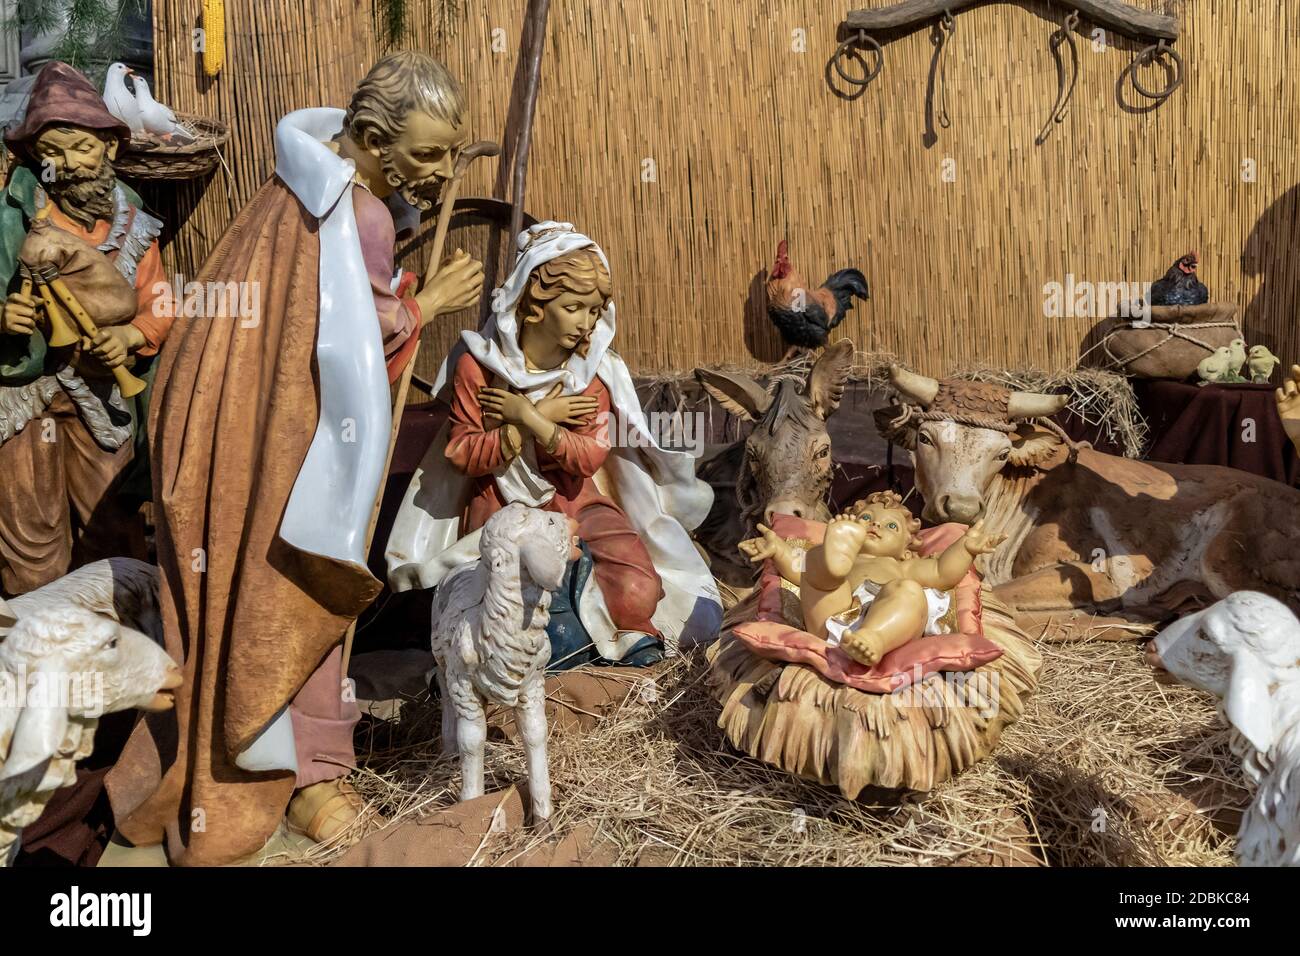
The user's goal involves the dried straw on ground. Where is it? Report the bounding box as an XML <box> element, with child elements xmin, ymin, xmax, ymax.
<box><xmin>287</xmin><ymin>619</ymin><xmax>1245</xmax><ymax>867</ymax></box>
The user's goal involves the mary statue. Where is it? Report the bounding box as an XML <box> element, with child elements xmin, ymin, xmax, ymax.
<box><xmin>386</xmin><ymin>222</ymin><xmax>721</xmax><ymax>662</ymax></box>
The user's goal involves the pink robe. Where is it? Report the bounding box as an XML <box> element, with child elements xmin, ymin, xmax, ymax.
<box><xmin>446</xmin><ymin>351</ymin><xmax>663</xmax><ymax>635</ymax></box>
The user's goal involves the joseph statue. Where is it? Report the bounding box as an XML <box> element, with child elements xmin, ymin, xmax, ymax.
<box><xmin>107</xmin><ymin>52</ymin><xmax>483</xmax><ymax>865</ymax></box>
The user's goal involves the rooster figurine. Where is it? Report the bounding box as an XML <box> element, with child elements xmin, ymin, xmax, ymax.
<box><xmin>765</xmin><ymin>240</ymin><xmax>868</xmax><ymax>352</ymax></box>
<box><xmin>1150</xmin><ymin>252</ymin><xmax>1209</xmax><ymax>307</ymax></box>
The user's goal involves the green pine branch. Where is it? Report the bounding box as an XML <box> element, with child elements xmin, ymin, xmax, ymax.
<box><xmin>5</xmin><ymin>0</ymin><xmax>149</xmax><ymax>86</ymax></box>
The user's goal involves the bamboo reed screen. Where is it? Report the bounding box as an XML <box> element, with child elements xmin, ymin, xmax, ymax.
<box><xmin>149</xmin><ymin>0</ymin><xmax>1300</xmax><ymax>379</ymax></box>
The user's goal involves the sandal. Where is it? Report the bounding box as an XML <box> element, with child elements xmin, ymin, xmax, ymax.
<box><xmin>286</xmin><ymin>779</ymin><xmax>370</xmax><ymax>844</ymax></box>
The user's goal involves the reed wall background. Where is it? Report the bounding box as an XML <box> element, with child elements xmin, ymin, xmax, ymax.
<box><xmin>148</xmin><ymin>0</ymin><xmax>1300</xmax><ymax>378</ymax></box>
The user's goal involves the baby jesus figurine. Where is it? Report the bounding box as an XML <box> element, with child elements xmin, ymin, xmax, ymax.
<box><xmin>739</xmin><ymin>492</ymin><xmax>1005</xmax><ymax>666</ymax></box>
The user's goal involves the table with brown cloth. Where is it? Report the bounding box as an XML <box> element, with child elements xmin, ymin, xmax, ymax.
<box><xmin>1134</xmin><ymin>380</ymin><xmax>1300</xmax><ymax>486</ymax></box>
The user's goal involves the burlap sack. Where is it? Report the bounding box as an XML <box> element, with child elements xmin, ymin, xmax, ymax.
<box><xmin>1100</xmin><ymin>303</ymin><xmax>1240</xmax><ymax>380</ymax></box>
<box><xmin>18</xmin><ymin>216</ymin><xmax>137</xmax><ymax>328</ymax></box>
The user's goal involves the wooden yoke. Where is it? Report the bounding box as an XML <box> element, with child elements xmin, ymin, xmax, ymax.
<box><xmin>842</xmin><ymin>0</ymin><xmax>1179</xmax><ymax>41</ymax></box>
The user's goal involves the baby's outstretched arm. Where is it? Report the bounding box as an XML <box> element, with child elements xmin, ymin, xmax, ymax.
<box><xmin>739</xmin><ymin>524</ymin><xmax>801</xmax><ymax>585</ymax></box>
<box><xmin>904</xmin><ymin>518</ymin><xmax>1006</xmax><ymax>590</ymax></box>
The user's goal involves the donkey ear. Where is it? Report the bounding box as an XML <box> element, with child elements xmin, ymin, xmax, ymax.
<box><xmin>1007</xmin><ymin>422</ymin><xmax>1061</xmax><ymax>468</ymax></box>
<box><xmin>695</xmin><ymin>368</ymin><xmax>772</xmax><ymax>422</ymax></box>
<box><xmin>807</xmin><ymin>339</ymin><xmax>855</xmax><ymax>420</ymax></box>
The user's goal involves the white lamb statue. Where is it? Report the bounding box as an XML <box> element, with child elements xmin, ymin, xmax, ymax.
<box><xmin>431</xmin><ymin>502</ymin><xmax>579</xmax><ymax>826</ymax></box>
<box><xmin>1147</xmin><ymin>591</ymin><xmax>1300</xmax><ymax>867</ymax></box>
<box><xmin>1</xmin><ymin>558</ymin><xmax>181</xmax><ymax>865</ymax></box>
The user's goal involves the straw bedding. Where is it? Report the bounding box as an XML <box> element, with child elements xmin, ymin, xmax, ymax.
<box><xmin>283</xmin><ymin>610</ymin><xmax>1245</xmax><ymax>867</ymax></box>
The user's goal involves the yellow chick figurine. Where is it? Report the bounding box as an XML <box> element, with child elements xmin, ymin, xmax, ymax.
<box><xmin>1197</xmin><ymin>346</ymin><xmax>1233</xmax><ymax>386</ymax></box>
<box><xmin>1227</xmin><ymin>338</ymin><xmax>1248</xmax><ymax>381</ymax></box>
<box><xmin>1248</xmin><ymin>345</ymin><xmax>1281</xmax><ymax>383</ymax></box>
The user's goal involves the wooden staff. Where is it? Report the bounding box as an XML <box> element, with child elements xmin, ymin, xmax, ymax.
<box><xmin>340</xmin><ymin>139</ymin><xmax>500</xmax><ymax>678</ymax></box>
<box><xmin>508</xmin><ymin>0</ymin><xmax>553</xmax><ymax>243</ymax></box>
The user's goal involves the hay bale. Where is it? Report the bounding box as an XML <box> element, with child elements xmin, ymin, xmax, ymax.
<box><xmin>705</xmin><ymin>590</ymin><xmax>1042</xmax><ymax>797</ymax></box>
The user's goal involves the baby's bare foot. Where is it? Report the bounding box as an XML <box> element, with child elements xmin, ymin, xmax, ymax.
<box><xmin>841</xmin><ymin>629</ymin><xmax>883</xmax><ymax>666</ymax></box>
<box><xmin>821</xmin><ymin>518</ymin><xmax>868</xmax><ymax>579</ymax></box>
<box><xmin>824</xmin><ymin>515</ymin><xmax>868</xmax><ymax>548</ymax></box>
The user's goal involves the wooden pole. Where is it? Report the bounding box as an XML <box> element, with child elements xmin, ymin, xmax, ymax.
<box><xmin>508</xmin><ymin>0</ymin><xmax>554</xmax><ymax>243</ymax></box>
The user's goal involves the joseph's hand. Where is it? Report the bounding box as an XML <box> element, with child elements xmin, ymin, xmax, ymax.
<box><xmin>1</xmin><ymin>292</ymin><xmax>38</xmax><ymax>336</ymax></box>
<box><xmin>416</xmin><ymin>249</ymin><xmax>484</xmax><ymax>317</ymax></box>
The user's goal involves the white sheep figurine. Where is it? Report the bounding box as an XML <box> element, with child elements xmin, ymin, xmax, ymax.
<box><xmin>431</xmin><ymin>502</ymin><xmax>579</xmax><ymax>827</ymax></box>
<box><xmin>1</xmin><ymin>558</ymin><xmax>181</xmax><ymax>865</ymax></box>
<box><xmin>1147</xmin><ymin>590</ymin><xmax>1300</xmax><ymax>866</ymax></box>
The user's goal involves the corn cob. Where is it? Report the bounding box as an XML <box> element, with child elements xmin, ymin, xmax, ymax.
<box><xmin>202</xmin><ymin>0</ymin><xmax>225</xmax><ymax>77</ymax></box>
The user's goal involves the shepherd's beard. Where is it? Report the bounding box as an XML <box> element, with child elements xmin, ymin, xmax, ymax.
<box><xmin>46</xmin><ymin>161</ymin><xmax>117</xmax><ymax>228</ymax></box>
<box><xmin>379</xmin><ymin>146</ymin><xmax>443</xmax><ymax>212</ymax></box>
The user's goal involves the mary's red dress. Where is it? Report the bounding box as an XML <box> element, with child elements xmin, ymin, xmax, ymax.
<box><xmin>445</xmin><ymin>351</ymin><xmax>664</xmax><ymax>635</ymax></box>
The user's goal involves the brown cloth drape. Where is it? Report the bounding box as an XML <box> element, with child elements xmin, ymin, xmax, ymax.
<box><xmin>1136</xmin><ymin>381</ymin><xmax>1300</xmax><ymax>486</ymax></box>
<box><xmin>105</xmin><ymin>178</ymin><xmax>382</xmax><ymax>866</ymax></box>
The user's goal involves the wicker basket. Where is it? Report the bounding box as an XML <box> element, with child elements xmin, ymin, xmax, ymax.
<box><xmin>114</xmin><ymin>114</ymin><xmax>230</xmax><ymax>181</ymax></box>
<box><xmin>1099</xmin><ymin>303</ymin><xmax>1241</xmax><ymax>380</ymax></box>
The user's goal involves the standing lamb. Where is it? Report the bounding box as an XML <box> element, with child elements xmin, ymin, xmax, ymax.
<box><xmin>1</xmin><ymin>558</ymin><xmax>181</xmax><ymax>864</ymax></box>
<box><xmin>431</xmin><ymin>502</ymin><xmax>579</xmax><ymax>826</ymax></box>
<box><xmin>1146</xmin><ymin>591</ymin><xmax>1300</xmax><ymax>866</ymax></box>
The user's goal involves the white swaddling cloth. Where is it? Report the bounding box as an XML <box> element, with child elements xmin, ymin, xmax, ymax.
<box><xmin>824</xmin><ymin>579</ymin><xmax>953</xmax><ymax>649</ymax></box>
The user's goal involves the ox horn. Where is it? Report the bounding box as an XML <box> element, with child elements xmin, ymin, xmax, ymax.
<box><xmin>889</xmin><ymin>365</ymin><xmax>940</xmax><ymax>407</ymax></box>
<box><xmin>1006</xmin><ymin>391</ymin><xmax>1069</xmax><ymax>419</ymax></box>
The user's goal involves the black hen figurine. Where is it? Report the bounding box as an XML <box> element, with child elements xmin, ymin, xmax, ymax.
<box><xmin>1150</xmin><ymin>252</ymin><xmax>1209</xmax><ymax>307</ymax></box>
<box><xmin>765</xmin><ymin>240</ymin><xmax>869</xmax><ymax>350</ymax></box>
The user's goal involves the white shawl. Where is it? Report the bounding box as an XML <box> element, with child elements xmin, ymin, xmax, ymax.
<box><xmin>385</xmin><ymin>223</ymin><xmax>720</xmax><ymax>656</ymax></box>
<box><xmin>275</xmin><ymin>108</ymin><xmax>390</xmax><ymax>573</ymax></box>
<box><xmin>234</xmin><ymin>108</ymin><xmax>391</xmax><ymax>775</ymax></box>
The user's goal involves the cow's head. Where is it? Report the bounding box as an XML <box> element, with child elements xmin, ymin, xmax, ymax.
<box><xmin>697</xmin><ymin>340</ymin><xmax>854</xmax><ymax>525</ymax></box>
<box><xmin>877</xmin><ymin>366</ymin><xmax>1068</xmax><ymax>524</ymax></box>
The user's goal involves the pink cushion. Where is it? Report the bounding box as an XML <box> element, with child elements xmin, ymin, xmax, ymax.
<box><xmin>732</xmin><ymin>514</ymin><xmax>1003</xmax><ymax>693</ymax></box>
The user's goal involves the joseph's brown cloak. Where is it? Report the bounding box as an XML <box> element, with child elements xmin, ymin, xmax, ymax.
<box><xmin>106</xmin><ymin>177</ymin><xmax>382</xmax><ymax>866</ymax></box>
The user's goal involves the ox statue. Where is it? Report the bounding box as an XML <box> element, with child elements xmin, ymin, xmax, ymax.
<box><xmin>693</xmin><ymin>340</ymin><xmax>855</xmax><ymax>586</ymax></box>
<box><xmin>878</xmin><ymin>366</ymin><xmax>1300</xmax><ymax>626</ymax></box>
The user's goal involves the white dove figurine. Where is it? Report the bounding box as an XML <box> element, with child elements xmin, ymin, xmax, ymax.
<box><xmin>102</xmin><ymin>62</ymin><xmax>144</xmax><ymax>138</ymax></box>
<box><xmin>133</xmin><ymin>76</ymin><xmax>194</xmax><ymax>144</ymax></box>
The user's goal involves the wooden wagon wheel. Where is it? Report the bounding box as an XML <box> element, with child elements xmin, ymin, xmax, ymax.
<box><xmin>394</xmin><ymin>196</ymin><xmax>539</xmax><ymax>397</ymax></box>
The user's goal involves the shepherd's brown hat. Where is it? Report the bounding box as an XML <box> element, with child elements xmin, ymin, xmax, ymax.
<box><xmin>4</xmin><ymin>61</ymin><xmax>131</xmax><ymax>153</ymax></box>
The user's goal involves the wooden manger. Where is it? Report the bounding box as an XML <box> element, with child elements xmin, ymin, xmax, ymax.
<box><xmin>707</xmin><ymin>588</ymin><xmax>1041</xmax><ymax>796</ymax></box>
